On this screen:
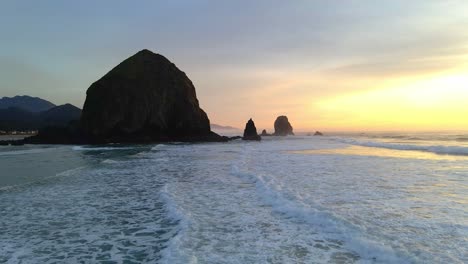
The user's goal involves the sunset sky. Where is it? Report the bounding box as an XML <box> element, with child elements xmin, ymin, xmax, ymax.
<box><xmin>1</xmin><ymin>1</ymin><xmax>468</xmax><ymax>132</ymax></box>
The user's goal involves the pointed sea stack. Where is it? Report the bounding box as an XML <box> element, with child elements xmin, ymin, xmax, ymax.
<box><xmin>242</xmin><ymin>119</ymin><xmax>261</xmax><ymax>141</ymax></box>
<box><xmin>273</xmin><ymin>116</ymin><xmax>294</xmax><ymax>136</ymax></box>
<box><xmin>80</xmin><ymin>49</ymin><xmax>225</xmax><ymax>143</ymax></box>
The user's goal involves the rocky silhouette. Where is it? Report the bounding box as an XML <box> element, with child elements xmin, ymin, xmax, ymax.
<box><xmin>0</xmin><ymin>101</ymin><xmax>81</xmax><ymax>132</ymax></box>
<box><xmin>242</xmin><ymin>118</ymin><xmax>261</xmax><ymax>141</ymax></box>
<box><xmin>0</xmin><ymin>107</ymin><xmax>38</xmax><ymax>131</ymax></box>
<box><xmin>273</xmin><ymin>116</ymin><xmax>294</xmax><ymax>136</ymax></box>
<box><xmin>0</xmin><ymin>96</ymin><xmax>55</xmax><ymax>113</ymax></box>
<box><xmin>40</xmin><ymin>104</ymin><xmax>81</xmax><ymax>127</ymax></box>
<box><xmin>314</xmin><ymin>131</ymin><xmax>324</xmax><ymax>136</ymax></box>
<box><xmin>261</xmin><ymin>129</ymin><xmax>271</xmax><ymax>136</ymax></box>
<box><xmin>24</xmin><ymin>120</ymin><xmax>85</xmax><ymax>145</ymax></box>
<box><xmin>79</xmin><ymin>49</ymin><xmax>225</xmax><ymax>143</ymax></box>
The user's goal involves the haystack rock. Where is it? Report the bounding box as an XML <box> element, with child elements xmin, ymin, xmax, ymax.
<box><xmin>242</xmin><ymin>118</ymin><xmax>261</xmax><ymax>141</ymax></box>
<box><xmin>273</xmin><ymin>116</ymin><xmax>294</xmax><ymax>136</ymax></box>
<box><xmin>80</xmin><ymin>49</ymin><xmax>225</xmax><ymax>143</ymax></box>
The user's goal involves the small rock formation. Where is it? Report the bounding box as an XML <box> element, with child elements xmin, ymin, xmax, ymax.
<box><xmin>273</xmin><ymin>116</ymin><xmax>294</xmax><ymax>136</ymax></box>
<box><xmin>79</xmin><ymin>49</ymin><xmax>225</xmax><ymax>143</ymax></box>
<box><xmin>314</xmin><ymin>131</ymin><xmax>324</xmax><ymax>136</ymax></box>
<box><xmin>242</xmin><ymin>118</ymin><xmax>261</xmax><ymax>141</ymax></box>
<box><xmin>261</xmin><ymin>129</ymin><xmax>269</xmax><ymax>136</ymax></box>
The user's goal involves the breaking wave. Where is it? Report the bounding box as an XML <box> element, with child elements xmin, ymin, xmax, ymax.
<box><xmin>72</xmin><ymin>146</ymin><xmax>137</xmax><ymax>151</ymax></box>
<box><xmin>335</xmin><ymin>138</ymin><xmax>468</xmax><ymax>156</ymax></box>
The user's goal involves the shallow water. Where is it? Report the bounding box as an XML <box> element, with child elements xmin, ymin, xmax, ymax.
<box><xmin>0</xmin><ymin>134</ymin><xmax>467</xmax><ymax>263</ymax></box>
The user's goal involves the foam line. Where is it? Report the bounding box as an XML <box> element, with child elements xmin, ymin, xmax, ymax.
<box><xmin>334</xmin><ymin>137</ymin><xmax>468</xmax><ymax>156</ymax></box>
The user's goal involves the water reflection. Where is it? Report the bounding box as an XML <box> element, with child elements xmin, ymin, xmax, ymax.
<box><xmin>290</xmin><ymin>145</ymin><xmax>468</xmax><ymax>161</ymax></box>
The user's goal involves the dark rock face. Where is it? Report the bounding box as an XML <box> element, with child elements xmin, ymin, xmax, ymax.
<box><xmin>80</xmin><ymin>49</ymin><xmax>223</xmax><ymax>143</ymax></box>
<box><xmin>273</xmin><ymin>116</ymin><xmax>294</xmax><ymax>136</ymax></box>
<box><xmin>23</xmin><ymin>120</ymin><xmax>87</xmax><ymax>145</ymax></box>
<box><xmin>0</xmin><ymin>107</ymin><xmax>38</xmax><ymax>131</ymax></box>
<box><xmin>242</xmin><ymin>118</ymin><xmax>261</xmax><ymax>141</ymax></box>
<box><xmin>40</xmin><ymin>104</ymin><xmax>81</xmax><ymax>127</ymax></box>
<box><xmin>0</xmin><ymin>104</ymin><xmax>81</xmax><ymax>132</ymax></box>
<box><xmin>314</xmin><ymin>131</ymin><xmax>324</xmax><ymax>136</ymax></box>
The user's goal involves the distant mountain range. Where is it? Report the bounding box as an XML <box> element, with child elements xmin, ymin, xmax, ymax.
<box><xmin>0</xmin><ymin>95</ymin><xmax>56</xmax><ymax>112</ymax></box>
<box><xmin>211</xmin><ymin>124</ymin><xmax>238</xmax><ymax>130</ymax></box>
<box><xmin>0</xmin><ymin>96</ymin><xmax>81</xmax><ymax>132</ymax></box>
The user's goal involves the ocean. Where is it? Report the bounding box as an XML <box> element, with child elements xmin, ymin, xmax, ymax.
<box><xmin>0</xmin><ymin>133</ymin><xmax>467</xmax><ymax>263</ymax></box>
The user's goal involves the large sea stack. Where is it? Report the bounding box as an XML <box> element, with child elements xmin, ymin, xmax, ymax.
<box><xmin>273</xmin><ymin>116</ymin><xmax>294</xmax><ymax>136</ymax></box>
<box><xmin>80</xmin><ymin>49</ymin><xmax>224</xmax><ymax>143</ymax></box>
<box><xmin>242</xmin><ymin>119</ymin><xmax>261</xmax><ymax>141</ymax></box>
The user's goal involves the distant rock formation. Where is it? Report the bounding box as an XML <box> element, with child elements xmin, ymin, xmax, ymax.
<box><xmin>79</xmin><ymin>49</ymin><xmax>225</xmax><ymax>143</ymax></box>
<box><xmin>0</xmin><ymin>96</ymin><xmax>55</xmax><ymax>112</ymax></box>
<box><xmin>211</xmin><ymin>124</ymin><xmax>238</xmax><ymax>130</ymax></box>
<box><xmin>242</xmin><ymin>119</ymin><xmax>261</xmax><ymax>141</ymax></box>
<box><xmin>273</xmin><ymin>116</ymin><xmax>294</xmax><ymax>136</ymax></box>
<box><xmin>314</xmin><ymin>131</ymin><xmax>324</xmax><ymax>136</ymax></box>
<box><xmin>0</xmin><ymin>103</ymin><xmax>81</xmax><ymax>132</ymax></box>
<box><xmin>261</xmin><ymin>129</ymin><xmax>271</xmax><ymax>136</ymax></box>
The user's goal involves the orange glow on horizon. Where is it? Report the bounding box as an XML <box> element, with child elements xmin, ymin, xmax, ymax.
<box><xmin>313</xmin><ymin>73</ymin><xmax>468</xmax><ymax>131</ymax></box>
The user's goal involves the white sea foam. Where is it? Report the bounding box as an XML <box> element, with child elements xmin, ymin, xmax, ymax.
<box><xmin>1</xmin><ymin>136</ymin><xmax>466</xmax><ymax>263</ymax></box>
<box><xmin>151</xmin><ymin>144</ymin><xmax>168</xmax><ymax>150</ymax></box>
<box><xmin>0</xmin><ymin>154</ymin><xmax>181</xmax><ymax>263</ymax></box>
<box><xmin>159</xmin><ymin>184</ymin><xmax>193</xmax><ymax>264</ymax></box>
<box><xmin>230</xmin><ymin>151</ymin><xmax>411</xmax><ymax>263</ymax></box>
<box><xmin>334</xmin><ymin>137</ymin><xmax>468</xmax><ymax>156</ymax></box>
<box><xmin>102</xmin><ymin>159</ymin><xmax>118</xmax><ymax>164</ymax></box>
<box><xmin>72</xmin><ymin>146</ymin><xmax>136</xmax><ymax>151</ymax></box>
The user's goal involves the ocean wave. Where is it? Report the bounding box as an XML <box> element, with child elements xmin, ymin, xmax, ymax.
<box><xmin>230</xmin><ymin>161</ymin><xmax>411</xmax><ymax>263</ymax></box>
<box><xmin>159</xmin><ymin>184</ymin><xmax>193</xmax><ymax>264</ymax></box>
<box><xmin>151</xmin><ymin>144</ymin><xmax>168</xmax><ymax>151</ymax></box>
<box><xmin>335</xmin><ymin>138</ymin><xmax>468</xmax><ymax>156</ymax></box>
<box><xmin>102</xmin><ymin>159</ymin><xmax>119</xmax><ymax>164</ymax></box>
<box><xmin>72</xmin><ymin>146</ymin><xmax>136</xmax><ymax>151</ymax></box>
<box><xmin>0</xmin><ymin>147</ymin><xmax>58</xmax><ymax>156</ymax></box>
